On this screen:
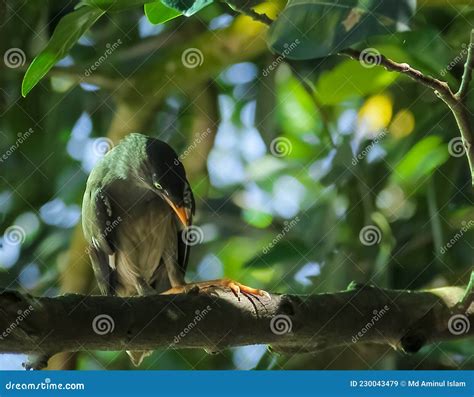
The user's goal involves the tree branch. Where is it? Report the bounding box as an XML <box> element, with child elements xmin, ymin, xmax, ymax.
<box><xmin>456</xmin><ymin>30</ymin><xmax>474</xmax><ymax>100</ymax></box>
<box><xmin>223</xmin><ymin>0</ymin><xmax>274</xmax><ymax>25</ymax></box>
<box><xmin>340</xmin><ymin>35</ymin><xmax>474</xmax><ymax>186</ymax></box>
<box><xmin>0</xmin><ymin>284</ymin><xmax>472</xmax><ymax>369</ymax></box>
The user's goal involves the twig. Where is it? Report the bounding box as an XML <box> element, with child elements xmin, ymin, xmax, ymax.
<box><xmin>223</xmin><ymin>2</ymin><xmax>474</xmax><ymax>184</ymax></box>
<box><xmin>340</xmin><ymin>32</ymin><xmax>474</xmax><ymax>186</ymax></box>
<box><xmin>224</xmin><ymin>0</ymin><xmax>273</xmax><ymax>25</ymax></box>
<box><xmin>456</xmin><ymin>30</ymin><xmax>474</xmax><ymax>100</ymax></box>
<box><xmin>340</xmin><ymin>48</ymin><xmax>454</xmax><ymax>100</ymax></box>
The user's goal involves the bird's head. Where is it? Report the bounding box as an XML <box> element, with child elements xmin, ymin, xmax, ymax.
<box><xmin>143</xmin><ymin>137</ymin><xmax>194</xmax><ymax>227</ymax></box>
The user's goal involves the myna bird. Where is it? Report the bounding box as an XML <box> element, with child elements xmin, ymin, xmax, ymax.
<box><xmin>82</xmin><ymin>133</ymin><xmax>267</xmax><ymax>366</ymax></box>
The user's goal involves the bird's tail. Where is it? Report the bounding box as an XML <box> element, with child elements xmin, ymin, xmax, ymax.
<box><xmin>126</xmin><ymin>350</ymin><xmax>153</xmax><ymax>367</ymax></box>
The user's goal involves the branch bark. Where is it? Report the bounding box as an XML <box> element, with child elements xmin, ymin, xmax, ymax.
<box><xmin>0</xmin><ymin>284</ymin><xmax>472</xmax><ymax>369</ymax></box>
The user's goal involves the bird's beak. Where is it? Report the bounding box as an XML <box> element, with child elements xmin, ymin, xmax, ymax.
<box><xmin>162</xmin><ymin>195</ymin><xmax>189</xmax><ymax>227</ymax></box>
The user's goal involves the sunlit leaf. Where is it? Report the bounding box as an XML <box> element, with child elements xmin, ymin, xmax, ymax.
<box><xmin>22</xmin><ymin>6</ymin><xmax>105</xmax><ymax>97</ymax></box>
<box><xmin>392</xmin><ymin>136</ymin><xmax>449</xmax><ymax>190</ymax></box>
<box><xmin>242</xmin><ymin>209</ymin><xmax>273</xmax><ymax>228</ymax></box>
<box><xmin>144</xmin><ymin>1</ymin><xmax>182</xmax><ymax>24</ymax></box>
<box><xmin>269</xmin><ymin>0</ymin><xmax>416</xmax><ymax>60</ymax></box>
<box><xmin>316</xmin><ymin>60</ymin><xmax>398</xmax><ymax>105</ymax></box>
<box><xmin>275</xmin><ymin>65</ymin><xmax>321</xmax><ymax>135</ymax></box>
<box><xmin>162</xmin><ymin>0</ymin><xmax>212</xmax><ymax>16</ymax></box>
<box><xmin>79</xmin><ymin>0</ymin><xmax>149</xmax><ymax>11</ymax></box>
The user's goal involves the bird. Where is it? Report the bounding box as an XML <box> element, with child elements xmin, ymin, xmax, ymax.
<box><xmin>82</xmin><ymin>132</ymin><xmax>268</xmax><ymax>366</ymax></box>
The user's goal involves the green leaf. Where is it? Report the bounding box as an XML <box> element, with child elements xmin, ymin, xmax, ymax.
<box><xmin>79</xmin><ymin>0</ymin><xmax>149</xmax><ymax>11</ymax></box>
<box><xmin>22</xmin><ymin>6</ymin><xmax>105</xmax><ymax>97</ymax></box>
<box><xmin>316</xmin><ymin>59</ymin><xmax>398</xmax><ymax>105</ymax></box>
<box><xmin>392</xmin><ymin>136</ymin><xmax>449</xmax><ymax>190</ymax></box>
<box><xmin>144</xmin><ymin>1</ymin><xmax>182</xmax><ymax>24</ymax></box>
<box><xmin>268</xmin><ymin>0</ymin><xmax>417</xmax><ymax>60</ymax></box>
<box><xmin>275</xmin><ymin>64</ymin><xmax>322</xmax><ymax>135</ymax></box>
<box><xmin>161</xmin><ymin>0</ymin><xmax>213</xmax><ymax>16</ymax></box>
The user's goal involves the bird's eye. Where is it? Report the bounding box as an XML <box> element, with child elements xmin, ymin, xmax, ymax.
<box><xmin>154</xmin><ymin>182</ymin><xmax>163</xmax><ymax>190</ymax></box>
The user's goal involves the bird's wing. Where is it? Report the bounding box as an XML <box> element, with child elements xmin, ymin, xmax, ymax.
<box><xmin>176</xmin><ymin>182</ymin><xmax>195</xmax><ymax>275</ymax></box>
<box><xmin>83</xmin><ymin>187</ymin><xmax>118</xmax><ymax>295</ymax></box>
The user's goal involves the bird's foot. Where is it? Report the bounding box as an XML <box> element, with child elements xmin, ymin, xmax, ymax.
<box><xmin>162</xmin><ymin>279</ymin><xmax>270</xmax><ymax>302</ymax></box>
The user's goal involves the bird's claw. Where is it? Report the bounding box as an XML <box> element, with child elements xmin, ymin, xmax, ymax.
<box><xmin>162</xmin><ymin>279</ymin><xmax>270</xmax><ymax>302</ymax></box>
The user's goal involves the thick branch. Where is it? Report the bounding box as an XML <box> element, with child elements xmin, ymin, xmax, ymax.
<box><xmin>0</xmin><ymin>285</ymin><xmax>472</xmax><ymax>365</ymax></box>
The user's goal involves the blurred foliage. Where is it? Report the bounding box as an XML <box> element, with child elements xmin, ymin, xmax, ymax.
<box><xmin>0</xmin><ymin>0</ymin><xmax>473</xmax><ymax>371</ymax></box>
